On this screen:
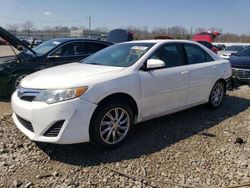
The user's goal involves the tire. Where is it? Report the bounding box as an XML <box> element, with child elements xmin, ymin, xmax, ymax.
<box><xmin>208</xmin><ymin>80</ymin><xmax>225</xmax><ymax>109</ymax></box>
<box><xmin>90</xmin><ymin>102</ymin><xmax>134</xmax><ymax>149</ymax></box>
<box><xmin>11</xmin><ymin>73</ymin><xmax>28</xmax><ymax>93</ymax></box>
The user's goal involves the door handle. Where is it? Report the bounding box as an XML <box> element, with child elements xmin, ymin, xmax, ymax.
<box><xmin>181</xmin><ymin>71</ymin><xmax>189</xmax><ymax>75</ymax></box>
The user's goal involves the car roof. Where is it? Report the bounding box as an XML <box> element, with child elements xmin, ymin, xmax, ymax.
<box><xmin>124</xmin><ymin>39</ymin><xmax>199</xmax><ymax>45</ymax></box>
<box><xmin>47</xmin><ymin>38</ymin><xmax>112</xmax><ymax>44</ymax></box>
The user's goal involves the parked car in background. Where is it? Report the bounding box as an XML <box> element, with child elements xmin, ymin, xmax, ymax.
<box><xmin>0</xmin><ymin>26</ymin><xmax>112</xmax><ymax>96</ymax></box>
<box><xmin>11</xmin><ymin>40</ymin><xmax>231</xmax><ymax>148</ymax></box>
<box><xmin>197</xmin><ymin>41</ymin><xmax>218</xmax><ymax>54</ymax></box>
<box><xmin>192</xmin><ymin>32</ymin><xmax>220</xmax><ymax>54</ymax></box>
<box><xmin>192</xmin><ymin>31</ymin><xmax>220</xmax><ymax>43</ymax></box>
<box><xmin>229</xmin><ymin>46</ymin><xmax>250</xmax><ymax>85</ymax></box>
<box><xmin>215</xmin><ymin>44</ymin><xmax>226</xmax><ymax>51</ymax></box>
<box><xmin>218</xmin><ymin>45</ymin><xmax>246</xmax><ymax>59</ymax></box>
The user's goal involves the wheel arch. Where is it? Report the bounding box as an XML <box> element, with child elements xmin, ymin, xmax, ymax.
<box><xmin>89</xmin><ymin>92</ymin><xmax>139</xmax><ymax>145</ymax></box>
<box><xmin>96</xmin><ymin>92</ymin><xmax>138</xmax><ymax>117</ymax></box>
<box><xmin>216</xmin><ymin>78</ymin><xmax>227</xmax><ymax>94</ymax></box>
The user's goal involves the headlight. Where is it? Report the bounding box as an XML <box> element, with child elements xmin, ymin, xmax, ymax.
<box><xmin>34</xmin><ymin>87</ymin><xmax>88</xmax><ymax>104</ymax></box>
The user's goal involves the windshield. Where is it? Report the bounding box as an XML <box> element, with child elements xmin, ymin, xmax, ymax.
<box><xmin>82</xmin><ymin>42</ymin><xmax>154</xmax><ymax>67</ymax></box>
<box><xmin>236</xmin><ymin>47</ymin><xmax>250</xmax><ymax>57</ymax></box>
<box><xmin>32</xmin><ymin>39</ymin><xmax>62</xmax><ymax>54</ymax></box>
<box><xmin>225</xmin><ymin>45</ymin><xmax>244</xmax><ymax>51</ymax></box>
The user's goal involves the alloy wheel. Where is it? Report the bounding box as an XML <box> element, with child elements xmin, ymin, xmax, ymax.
<box><xmin>99</xmin><ymin>107</ymin><xmax>130</xmax><ymax>145</ymax></box>
<box><xmin>211</xmin><ymin>82</ymin><xmax>224</xmax><ymax>107</ymax></box>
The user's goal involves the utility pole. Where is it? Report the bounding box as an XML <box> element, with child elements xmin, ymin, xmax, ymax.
<box><xmin>88</xmin><ymin>16</ymin><xmax>91</xmax><ymax>31</ymax></box>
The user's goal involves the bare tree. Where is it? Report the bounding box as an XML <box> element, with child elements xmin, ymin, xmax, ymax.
<box><xmin>6</xmin><ymin>24</ymin><xmax>19</xmax><ymax>34</ymax></box>
<box><xmin>70</xmin><ymin>26</ymin><xmax>79</xmax><ymax>30</ymax></box>
<box><xmin>22</xmin><ymin>21</ymin><xmax>35</xmax><ymax>37</ymax></box>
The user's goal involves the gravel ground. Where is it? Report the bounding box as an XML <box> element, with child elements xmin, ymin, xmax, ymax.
<box><xmin>0</xmin><ymin>86</ymin><xmax>249</xmax><ymax>188</ymax></box>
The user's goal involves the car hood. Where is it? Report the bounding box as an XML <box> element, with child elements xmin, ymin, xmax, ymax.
<box><xmin>107</xmin><ymin>29</ymin><xmax>133</xmax><ymax>43</ymax></box>
<box><xmin>0</xmin><ymin>26</ymin><xmax>36</xmax><ymax>55</ymax></box>
<box><xmin>229</xmin><ymin>56</ymin><xmax>250</xmax><ymax>69</ymax></box>
<box><xmin>21</xmin><ymin>63</ymin><xmax>125</xmax><ymax>89</ymax></box>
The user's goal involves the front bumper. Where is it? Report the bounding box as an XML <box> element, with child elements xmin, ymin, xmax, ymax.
<box><xmin>232</xmin><ymin>68</ymin><xmax>250</xmax><ymax>84</ymax></box>
<box><xmin>11</xmin><ymin>91</ymin><xmax>97</xmax><ymax>144</ymax></box>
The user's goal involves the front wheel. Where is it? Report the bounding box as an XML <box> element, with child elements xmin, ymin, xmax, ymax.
<box><xmin>90</xmin><ymin>102</ymin><xmax>134</xmax><ymax>148</ymax></box>
<box><xmin>208</xmin><ymin>81</ymin><xmax>225</xmax><ymax>108</ymax></box>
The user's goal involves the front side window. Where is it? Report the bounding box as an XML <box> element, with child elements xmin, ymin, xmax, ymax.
<box><xmin>51</xmin><ymin>42</ymin><xmax>83</xmax><ymax>57</ymax></box>
<box><xmin>184</xmin><ymin>44</ymin><xmax>213</xmax><ymax>64</ymax></box>
<box><xmin>83</xmin><ymin>43</ymin><xmax>154</xmax><ymax>67</ymax></box>
<box><xmin>150</xmin><ymin>43</ymin><xmax>183</xmax><ymax>68</ymax></box>
<box><xmin>236</xmin><ymin>47</ymin><xmax>250</xmax><ymax>57</ymax></box>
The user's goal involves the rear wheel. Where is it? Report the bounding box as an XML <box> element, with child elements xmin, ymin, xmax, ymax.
<box><xmin>208</xmin><ymin>80</ymin><xmax>225</xmax><ymax>108</ymax></box>
<box><xmin>90</xmin><ymin>102</ymin><xmax>134</xmax><ymax>148</ymax></box>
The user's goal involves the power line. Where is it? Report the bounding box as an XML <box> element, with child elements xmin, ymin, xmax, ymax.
<box><xmin>0</xmin><ymin>15</ymin><xmax>87</xmax><ymax>23</ymax></box>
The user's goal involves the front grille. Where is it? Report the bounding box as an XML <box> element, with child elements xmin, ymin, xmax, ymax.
<box><xmin>17</xmin><ymin>87</ymin><xmax>41</xmax><ymax>102</ymax></box>
<box><xmin>16</xmin><ymin>115</ymin><xmax>34</xmax><ymax>132</ymax></box>
<box><xmin>20</xmin><ymin>96</ymin><xmax>36</xmax><ymax>102</ymax></box>
<box><xmin>232</xmin><ymin>68</ymin><xmax>250</xmax><ymax>79</ymax></box>
<box><xmin>43</xmin><ymin>120</ymin><xmax>64</xmax><ymax>137</ymax></box>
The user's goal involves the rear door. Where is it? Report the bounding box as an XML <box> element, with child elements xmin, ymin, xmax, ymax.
<box><xmin>182</xmin><ymin>43</ymin><xmax>219</xmax><ymax>105</ymax></box>
<box><xmin>139</xmin><ymin>43</ymin><xmax>189</xmax><ymax>118</ymax></box>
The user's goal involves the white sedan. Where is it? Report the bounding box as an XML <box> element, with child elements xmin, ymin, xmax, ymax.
<box><xmin>11</xmin><ymin>40</ymin><xmax>232</xmax><ymax>148</ymax></box>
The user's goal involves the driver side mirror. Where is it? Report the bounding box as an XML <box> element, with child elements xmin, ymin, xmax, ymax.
<box><xmin>143</xmin><ymin>59</ymin><xmax>165</xmax><ymax>70</ymax></box>
<box><xmin>231</xmin><ymin>53</ymin><xmax>236</xmax><ymax>56</ymax></box>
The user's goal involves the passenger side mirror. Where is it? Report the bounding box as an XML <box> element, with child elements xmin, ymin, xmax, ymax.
<box><xmin>231</xmin><ymin>53</ymin><xmax>236</xmax><ymax>56</ymax></box>
<box><xmin>144</xmin><ymin>59</ymin><xmax>165</xmax><ymax>70</ymax></box>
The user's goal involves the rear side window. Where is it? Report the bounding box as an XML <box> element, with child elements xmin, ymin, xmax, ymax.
<box><xmin>83</xmin><ymin>42</ymin><xmax>109</xmax><ymax>54</ymax></box>
<box><xmin>184</xmin><ymin>44</ymin><xmax>213</xmax><ymax>64</ymax></box>
<box><xmin>150</xmin><ymin>43</ymin><xmax>183</xmax><ymax>68</ymax></box>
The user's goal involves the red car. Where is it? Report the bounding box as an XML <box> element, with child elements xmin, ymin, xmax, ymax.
<box><xmin>192</xmin><ymin>31</ymin><xmax>220</xmax><ymax>54</ymax></box>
